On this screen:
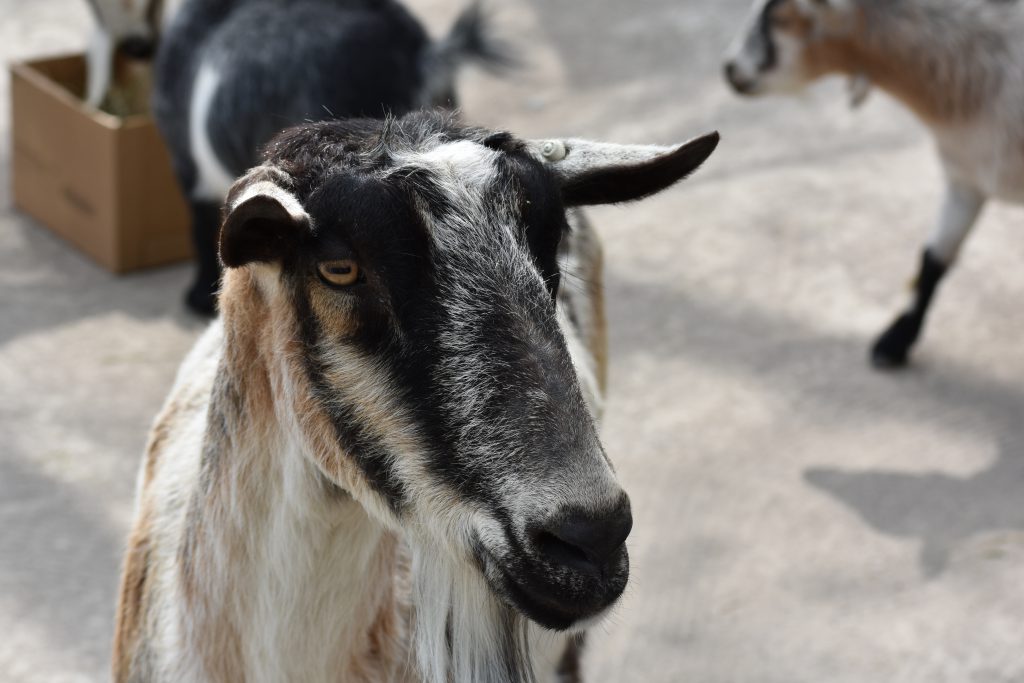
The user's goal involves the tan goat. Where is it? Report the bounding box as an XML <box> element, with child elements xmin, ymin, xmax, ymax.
<box><xmin>726</xmin><ymin>0</ymin><xmax>1024</xmax><ymax>366</ymax></box>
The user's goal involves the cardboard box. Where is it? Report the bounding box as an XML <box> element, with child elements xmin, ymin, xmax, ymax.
<box><xmin>11</xmin><ymin>54</ymin><xmax>191</xmax><ymax>273</ymax></box>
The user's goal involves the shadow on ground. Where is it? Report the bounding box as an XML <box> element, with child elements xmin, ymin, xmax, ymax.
<box><xmin>0</xmin><ymin>211</ymin><xmax>204</xmax><ymax>347</ymax></box>
<box><xmin>605</xmin><ymin>269</ymin><xmax>1024</xmax><ymax>578</ymax></box>
<box><xmin>0</xmin><ymin>456</ymin><xmax>123</xmax><ymax>673</ymax></box>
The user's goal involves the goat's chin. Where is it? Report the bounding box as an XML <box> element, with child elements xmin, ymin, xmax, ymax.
<box><xmin>727</xmin><ymin>78</ymin><xmax>762</xmax><ymax>96</ymax></box>
<box><xmin>409</xmin><ymin>542</ymin><xmax>540</xmax><ymax>683</ymax></box>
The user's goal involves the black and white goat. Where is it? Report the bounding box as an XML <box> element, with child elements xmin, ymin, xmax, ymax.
<box><xmin>111</xmin><ymin>111</ymin><xmax>718</xmax><ymax>683</ymax></box>
<box><xmin>724</xmin><ymin>0</ymin><xmax>1024</xmax><ymax>367</ymax></box>
<box><xmin>154</xmin><ymin>0</ymin><xmax>506</xmax><ymax>315</ymax></box>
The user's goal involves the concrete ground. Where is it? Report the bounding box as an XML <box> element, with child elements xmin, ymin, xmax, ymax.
<box><xmin>2</xmin><ymin>1</ymin><xmax>1024</xmax><ymax>681</ymax></box>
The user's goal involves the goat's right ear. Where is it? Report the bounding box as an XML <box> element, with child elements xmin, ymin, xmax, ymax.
<box><xmin>220</xmin><ymin>178</ymin><xmax>310</xmax><ymax>268</ymax></box>
<box><xmin>528</xmin><ymin>132</ymin><xmax>720</xmax><ymax>207</ymax></box>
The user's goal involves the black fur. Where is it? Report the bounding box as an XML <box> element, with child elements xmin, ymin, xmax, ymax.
<box><xmin>187</xmin><ymin>201</ymin><xmax>224</xmax><ymax>315</ymax></box>
<box><xmin>555</xmin><ymin>635</ymin><xmax>585</xmax><ymax>683</ymax></box>
<box><xmin>153</xmin><ymin>0</ymin><xmax>506</xmax><ymax>316</ymax></box>
<box><xmin>758</xmin><ymin>0</ymin><xmax>787</xmax><ymax>71</ymax></box>
<box><xmin>871</xmin><ymin>249</ymin><xmax>948</xmax><ymax>368</ymax></box>
<box><xmin>220</xmin><ymin>195</ymin><xmax>306</xmax><ymax>268</ymax></box>
<box><xmin>492</xmin><ymin>150</ymin><xmax>570</xmax><ymax>297</ymax></box>
<box><xmin>204</xmin><ymin>2</ymin><xmax>430</xmax><ymax>178</ymax></box>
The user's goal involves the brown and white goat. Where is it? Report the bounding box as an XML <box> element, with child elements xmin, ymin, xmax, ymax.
<box><xmin>724</xmin><ymin>0</ymin><xmax>1024</xmax><ymax>367</ymax></box>
<box><xmin>112</xmin><ymin>111</ymin><xmax>719</xmax><ymax>683</ymax></box>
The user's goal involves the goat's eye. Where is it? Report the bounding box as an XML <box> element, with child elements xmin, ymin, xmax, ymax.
<box><xmin>317</xmin><ymin>259</ymin><xmax>361</xmax><ymax>287</ymax></box>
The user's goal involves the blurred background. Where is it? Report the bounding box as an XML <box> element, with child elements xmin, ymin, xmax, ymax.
<box><xmin>2</xmin><ymin>0</ymin><xmax>1024</xmax><ymax>681</ymax></box>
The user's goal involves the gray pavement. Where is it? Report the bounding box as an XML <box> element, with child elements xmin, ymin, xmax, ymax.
<box><xmin>2</xmin><ymin>1</ymin><xmax>1024</xmax><ymax>681</ymax></box>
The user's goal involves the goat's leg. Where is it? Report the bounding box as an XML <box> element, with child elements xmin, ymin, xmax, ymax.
<box><xmin>870</xmin><ymin>180</ymin><xmax>985</xmax><ymax>368</ymax></box>
<box><xmin>555</xmin><ymin>634</ymin><xmax>585</xmax><ymax>683</ymax></box>
<box><xmin>85</xmin><ymin>25</ymin><xmax>114</xmax><ymax>109</ymax></box>
<box><xmin>184</xmin><ymin>200</ymin><xmax>223</xmax><ymax>317</ymax></box>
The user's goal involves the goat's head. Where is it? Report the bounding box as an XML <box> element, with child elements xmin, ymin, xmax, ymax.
<box><xmin>218</xmin><ymin>111</ymin><xmax>717</xmax><ymax>678</ymax></box>
<box><xmin>724</xmin><ymin>0</ymin><xmax>863</xmax><ymax>98</ymax></box>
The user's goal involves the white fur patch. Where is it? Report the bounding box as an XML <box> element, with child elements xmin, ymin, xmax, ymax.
<box><xmin>189</xmin><ymin>63</ymin><xmax>237</xmax><ymax>201</ymax></box>
<box><xmin>230</xmin><ymin>180</ymin><xmax>309</xmax><ymax>224</ymax></box>
<box><xmin>84</xmin><ymin>26</ymin><xmax>114</xmax><ymax>109</ymax></box>
<box><xmin>161</xmin><ymin>0</ymin><xmax>186</xmax><ymax>28</ymax></box>
<box><xmin>927</xmin><ymin>180</ymin><xmax>986</xmax><ymax>263</ymax></box>
<box><xmin>402</xmin><ymin>139</ymin><xmax>500</xmax><ymax>190</ymax></box>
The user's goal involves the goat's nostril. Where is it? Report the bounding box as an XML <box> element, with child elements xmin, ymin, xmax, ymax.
<box><xmin>533</xmin><ymin>497</ymin><xmax>633</xmax><ymax>571</ymax></box>
<box><xmin>534</xmin><ymin>530</ymin><xmax>593</xmax><ymax>569</ymax></box>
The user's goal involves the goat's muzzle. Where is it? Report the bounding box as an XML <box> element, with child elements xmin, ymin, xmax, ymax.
<box><xmin>724</xmin><ymin>61</ymin><xmax>758</xmax><ymax>95</ymax></box>
<box><xmin>478</xmin><ymin>493</ymin><xmax>633</xmax><ymax>631</ymax></box>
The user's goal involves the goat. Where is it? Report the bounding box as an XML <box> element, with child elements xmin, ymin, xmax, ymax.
<box><xmin>153</xmin><ymin>0</ymin><xmax>506</xmax><ymax>317</ymax></box>
<box><xmin>111</xmin><ymin>110</ymin><xmax>719</xmax><ymax>683</ymax></box>
<box><xmin>724</xmin><ymin>0</ymin><xmax>1024</xmax><ymax>367</ymax></box>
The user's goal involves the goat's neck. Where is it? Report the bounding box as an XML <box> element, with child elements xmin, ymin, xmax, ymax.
<box><xmin>180</xmin><ymin>309</ymin><xmax>407</xmax><ymax>683</ymax></box>
<box><xmin>812</xmin><ymin>3</ymin><xmax>1003</xmax><ymax>125</ymax></box>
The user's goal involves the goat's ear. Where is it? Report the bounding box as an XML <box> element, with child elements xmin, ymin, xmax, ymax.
<box><xmin>529</xmin><ymin>132</ymin><xmax>719</xmax><ymax>207</ymax></box>
<box><xmin>220</xmin><ymin>178</ymin><xmax>310</xmax><ymax>268</ymax></box>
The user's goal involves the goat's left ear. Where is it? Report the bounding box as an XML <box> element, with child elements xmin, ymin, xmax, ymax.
<box><xmin>529</xmin><ymin>131</ymin><xmax>719</xmax><ymax>207</ymax></box>
<box><xmin>220</xmin><ymin>174</ymin><xmax>310</xmax><ymax>268</ymax></box>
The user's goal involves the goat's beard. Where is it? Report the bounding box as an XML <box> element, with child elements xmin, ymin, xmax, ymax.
<box><xmin>409</xmin><ymin>541</ymin><xmax>565</xmax><ymax>683</ymax></box>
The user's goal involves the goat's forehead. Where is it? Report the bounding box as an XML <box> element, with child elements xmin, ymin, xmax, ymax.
<box><xmin>387</xmin><ymin>139</ymin><xmax>531</xmax><ymax>251</ymax></box>
<box><xmin>397</xmin><ymin>140</ymin><xmax>502</xmax><ymax>190</ymax></box>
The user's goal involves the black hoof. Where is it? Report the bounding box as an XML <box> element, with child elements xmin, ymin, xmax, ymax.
<box><xmin>870</xmin><ymin>312</ymin><xmax>920</xmax><ymax>369</ymax></box>
<box><xmin>184</xmin><ymin>280</ymin><xmax>218</xmax><ymax>318</ymax></box>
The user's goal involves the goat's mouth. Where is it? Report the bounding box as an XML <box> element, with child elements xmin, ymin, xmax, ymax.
<box><xmin>723</xmin><ymin>62</ymin><xmax>765</xmax><ymax>96</ymax></box>
<box><xmin>726</xmin><ymin>74</ymin><xmax>761</xmax><ymax>96</ymax></box>
<box><xmin>474</xmin><ymin>542</ymin><xmax>629</xmax><ymax>631</ymax></box>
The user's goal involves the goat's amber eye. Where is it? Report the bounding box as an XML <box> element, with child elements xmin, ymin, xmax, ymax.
<box><xmin>317</xmin><ymin>259</ymin><xmax>360</xmax><ymax>287</ymax></box>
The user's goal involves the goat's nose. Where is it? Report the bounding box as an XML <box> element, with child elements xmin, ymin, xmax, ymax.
<box><xmin>724</xmin><ymin>61</ymin><xmax>755</xmax><ymax>94</ymax></box>
<box><xmin>532</xmin><ymin>495</ymin><xmax>633</xmax><ymax>573</ymax></box>
<box><xmin>724</xmin><ymin>61</ymin><xmax>743</xmax><ymax>87</ymax></box>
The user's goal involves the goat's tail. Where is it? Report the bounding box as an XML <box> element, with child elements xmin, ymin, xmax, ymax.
<box><xmin>420</xmin><ymin>2</ymin><xmax>516</xmax><ymax>107</ymax></box>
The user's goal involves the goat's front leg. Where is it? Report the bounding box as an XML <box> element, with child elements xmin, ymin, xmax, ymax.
<box><xmin>870</xmin><ymin>179</ymin><xmax>985</xmax><ymax>368</ymax></box>
<box><xmin>184</xmin><ymin>200</ymin><xmax>224</xmax><ymax>317</ymax></box>
<box><xmin>85</xmin><ymin>25</ymin><xmax>114</xmax><ymax>109</ymax></box>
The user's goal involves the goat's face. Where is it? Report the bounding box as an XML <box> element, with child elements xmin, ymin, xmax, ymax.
<box><xmin>724</xmin><ymin>0</ymin><xmax>859</xmax><ymax>97</ymax></box>
<box><xmin>219</xmin><ymin>113</ymin><xmax>718</xmax><ymax>633</ymax></box>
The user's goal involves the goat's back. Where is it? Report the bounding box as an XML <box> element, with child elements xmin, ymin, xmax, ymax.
<box><xmin>153</xmin><ymin>0</ymin><xmax>431</xmax><ymax>191</ymax></box>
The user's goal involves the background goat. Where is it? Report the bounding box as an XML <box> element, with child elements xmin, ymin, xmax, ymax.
<box><xmin>154</xmin><ymin>0</ymin><xmax>506</xmax><ymax>316</ymax></box>
<box><xmin>724</xmin><ymin>0</ymin><xmax>1024</xmax><ymax>367</ymax></box>
<box><xmin>111</xmin><ymin>111</ymin><xmax>718</xmax><ymax>683</ymax></box>
<box><xmin>81</xmin><ymin>0</ymin><xmax>165</xmax><ymax>110</ymax></box>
